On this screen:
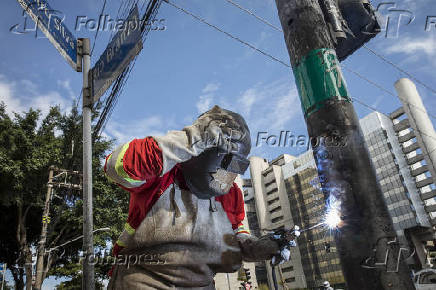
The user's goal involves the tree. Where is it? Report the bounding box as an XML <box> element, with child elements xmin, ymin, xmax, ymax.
<box><xmin>0</xmin><ymin>102</ymin><xmax>128</xmax><ymax>289</ymax></box>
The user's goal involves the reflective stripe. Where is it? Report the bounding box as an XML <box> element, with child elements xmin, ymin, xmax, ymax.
<box><xmin>124</xmin><ymin>223</ymin><xmax>135</xmax><ymax>235</ymax></box>
<box><xmin>116</xmin><ymin>239</ymin><xmax>126</xmax><ymax>247</ymax></box>
<box><xmin>235</xmin><ymin>224</ymin><xmax>250</xmax><ymax>235</ymax></box>
<box><xmin>114</xmin><ymin>143</ymin><xmax>131</xmax><ymax>180</ymax></box>
<box><xmin>104</xmin><ymin>154</ymin><xmax>117</xmax><ymax>184</ymax></box>
<box><xmin>106</xmin><ymin>142</ymin><xmax>146</xmax><ymax>189</ymax></box>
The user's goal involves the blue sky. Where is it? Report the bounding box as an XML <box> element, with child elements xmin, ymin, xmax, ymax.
<box><xmin>1</xmin><ymin>0</ymin><xmax>436</xmax><ymax>287</ymax></box>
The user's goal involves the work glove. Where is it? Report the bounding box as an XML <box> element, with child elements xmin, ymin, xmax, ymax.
<box><xmin>236</xmin><ymin>226</ymin><xmax>300</xmax><ymax>264</ymax></box>
<box><xmin>270</xmin><ymin>226</ymin><xmax>300</xmax><ymax>266</ymax></box>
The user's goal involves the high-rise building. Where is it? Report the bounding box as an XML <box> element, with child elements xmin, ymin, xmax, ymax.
<box><xmin>282</xmin><ymin>151</ymin><xmax>346</xmax><ymax>289</ymax></box>
<box><xmin>246</xmin><ymin>79</ymin><xmax>436</xmax><ymax>289</ymax></box>
<box><xmin>249</xmin><ymin>154</ymin><xmax>309</xmax><ymax>289</ymax></box>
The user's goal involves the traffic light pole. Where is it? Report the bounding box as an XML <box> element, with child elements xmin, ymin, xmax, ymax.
<box><xmin>79</xmin><ymin>38</ymin><xmax>95</xmax><ymax>290</ymax></box>
<box><xmin>274</xmin><ymin>1</ymin><xmax>414</xmax><ymax>289</ymax></box>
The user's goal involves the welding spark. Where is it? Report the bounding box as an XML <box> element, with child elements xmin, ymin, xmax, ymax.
<box><xmin>324</xmin><ymin>207</ymin><xmax>341</xmax><ymax>229</ymax></box>
<box><xmin>324</xmin><ymin>196</ymin><xmax>343</xmax><ymax>229</ymax></box>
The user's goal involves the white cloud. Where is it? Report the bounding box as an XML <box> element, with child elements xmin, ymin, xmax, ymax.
<box><xmin>57</xmin><ymin>79</ymin><xmax>76</xmax><ymax>100</ymax></box>
<box><xmin>196</xmin><ymin>82</ymin><xmax>220</xmax><ymax>113</ymax></box>
<box><xmin>103</xmin><ymin>115</ymin><xmax>176</xmax><ymax>144</ymax></box>
<box><xmin>202</xmin><ymin>82</ymin><xmax>219</xmax><ymax>93</ymax></box>
<box><xmin>196</xmin><ymin>94</ymin><xmax>214</xmax><ymax>113</ymax></box>
<box><xmin>385</xmin><ymin>36</ymin><xmax>436</xmax><ymax>58</ymax></box>
<box><xmin>0</xmin><ymin>75</ymin><xmax>71</xmax><ymax>118</ymax></box>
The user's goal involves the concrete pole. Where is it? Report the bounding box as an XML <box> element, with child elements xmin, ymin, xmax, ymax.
<box><xmin>80</xmin><ymin>38</ymin><xmax>95</xmax><ymax>290</ymax></box>
<box><xmin>34</xmin><ymin>166</ymin><xmax>54</xmax><ymax>289</ymax></box>
<box><xmin>274</xmin><ymin>1</ymin><xmax>414</xmax><ymax>289</ymax></box>
<box><xmin>395</xmin><ymin>78</ymin><xmax>436</xmax><ymax>183</ymax></box>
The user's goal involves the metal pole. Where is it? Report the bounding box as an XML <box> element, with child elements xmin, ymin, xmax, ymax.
<box><xmin>79</xmin><ymin>38</ymin><xmax>95</xmax><ymax>290</ymax></box>
<box><xmin>274</xmin><ymin>0</ymin><xmax>414</xmax><ymax>289</ymax></box>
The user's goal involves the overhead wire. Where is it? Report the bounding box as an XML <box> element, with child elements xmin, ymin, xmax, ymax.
<box><xmin>94</xmin><ymin>0</ymin><xmax>163</xmax><ymax>138</ymax></box>
<box><xmin>224</xmin><ymin>0</ymin><xmax>283</xmax><ymax>32</ymax></box>
<box><xmin>161</xmin><ymin>0</ymin><xmax>436</xmax><ymax>157</ymax></box>
<box><xmin>363</xmin><ymin>45</ymin><xmax>436</xmax><ymax>95</ymax></box>
<box><xmin>222</xmin><ymin>0</ymin><xmax>436</xmax><ymax>118</ymax></box>
<box><xmin>342</xmin><ymin>64</ymin><xmax>436</xmax><ymax>120</ymax></box>
<box><xmin>163</xmin><ymin>0</ymin><xmax>291</xmax><ymax>68</ymax></box>
<box><xmin>90</xmin><ymin>0</ymin><xmax>108</xmax><ymax>56</ymax></box>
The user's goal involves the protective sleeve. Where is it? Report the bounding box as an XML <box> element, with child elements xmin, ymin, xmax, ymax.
<box><xmin>103</xmin><ymin>137</ymin><xmax>163</xmax><ymax>189</ymax></box>
<box><xmin>216</xmin><ymin>183</ymin><xmax>247</xmax><ymax>231</ymax></box>
<box><xmin>152</xmin><ymin>130</ymin><xmax>204</xmax><ymax>176</ymax></box>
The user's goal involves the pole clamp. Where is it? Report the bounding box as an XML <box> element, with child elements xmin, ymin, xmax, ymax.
<box><xmin>83</xmin><ymin>87</ymin><xmax>92</xmax><ymax>107</ymax></box>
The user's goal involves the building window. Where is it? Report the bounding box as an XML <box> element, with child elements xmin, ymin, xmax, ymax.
<box><xmin>271</xmin><ymin>216</ymin><xmax>284</xmax><ymax>223</ymax></box>
<box><xmin>284</xmin><ymin>277</ymin><xmax>296</xmax><ymax>283</ymax></box>
<box><xmin>266</xmin><ymin>188</ymin><xmax>278</xmax><ymax>196</ymax></box>
<box><xmin>270</xmin><ymin>206</ymin><xmax>282</xmax><ymax>214</ymax></box>
<box><xmin>268</xmin><ymin>197</ymin><xmax>280</xmax><ymax>205</ymax></box>
<box><xmin>282</xmin><ymin>266</ymin><xmax>294</xmax><ymax>273</ymax></box>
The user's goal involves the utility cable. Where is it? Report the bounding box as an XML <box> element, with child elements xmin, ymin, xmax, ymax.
<box><xmin>223</xmin><ymin>0</ymin><xmax>436</xmax><ymax>97</ymax></box>
<box><xmin>163</xmin><ymin>0</ymin><xmax>291</xmax><ymax>68</ymax></box>
<box><xmin>224</xmin><ymin>0</ymin><xmax>282</xmax><ymax>32</ymax></box>
<box><xmin>363</xmin><ymin>45</ymin><xmax>436</xmax><ymax>95</ymax></box>
<box><xmin>90</xmin><ymin>0</ymin><xmax>108</xmax><ymax>56</ymax></box>
<box><xmin>342</xmin><ymin>64</ymin><xmax>436</xmax><ymax>120</ymax></box>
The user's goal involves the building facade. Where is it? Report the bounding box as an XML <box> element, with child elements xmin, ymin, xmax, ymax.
<box><xmin>282</xmin><ymin>152</ymin><xmax>346</xmax><ymax>289</ymax></box>
<box><xmin>245</xmin><ymin>79</ymin><xmax>436</xmax><ymax>289</ymax></box>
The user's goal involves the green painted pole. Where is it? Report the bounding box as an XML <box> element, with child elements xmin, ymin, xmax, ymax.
<box><xmin>274</xmin><ymin>1</ymin><xmax>415</xmax><ymax>289</ymax></box>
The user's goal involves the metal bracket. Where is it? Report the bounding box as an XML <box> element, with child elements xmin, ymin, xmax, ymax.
<box><xmin>76</xmin><ymin>39</ymin><xmax>83</xmax><ymax>72</ymax></box>
<box><xmin>83</xmin><ymin>87</ymin><xmax>92</xmax><ymax>107</ymax></box>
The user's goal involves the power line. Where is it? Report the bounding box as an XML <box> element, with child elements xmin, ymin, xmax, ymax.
<box><xmin>342</xmin><ymin>64</ymin><xmax>436</xmax><ymax>120</ymax></box>
<box><xmin>90</xmin><ymin>0</ymin><xmax>108</xmax><ymax>56</ymax></box>
<box><xmin>363</xmin><ymin>45</ymin><xmax>436</xmax><ymax>95</ymax></box>
<box><xmin>94</xmin><ymin>0</ymin><xmax>163</xmax><ymax>138</ymax></box>
<box><xmin>342</xmin><ymin>64</ymin><xmax>395</xmax><ymax>97</ymax></box>
<box><xmin>224</xmin><ymin>0</ymin><xmax>282</xmax><ymax>32</ymax></box>
<box><xmin>163</xmin><ymin>0</ymin><xmax>291</xmax><ymax>68</ymax></box>
<box><xmin>224</xmin><ymin>0</ymin><xmax>436</xmax><ymax>98</ymax></box>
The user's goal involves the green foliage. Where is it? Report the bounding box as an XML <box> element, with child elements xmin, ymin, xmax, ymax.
<box><xmin>0</xmin><ymin>102</ymin><xmax>129</xmax><ymax>288</ymax></box>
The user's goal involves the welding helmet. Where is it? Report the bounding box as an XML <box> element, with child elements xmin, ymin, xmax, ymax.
<box><xmin>181</xmin><ymin>106</ymin><xmax>251</xmax><ymax>199</ymax></box>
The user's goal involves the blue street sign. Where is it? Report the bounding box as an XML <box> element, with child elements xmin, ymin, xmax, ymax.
<box><xmin>91</xmin><ymin>5</ymin><xmax>143</xmax><ymax>102</ymax></box>
<box><xmin>16</xmin><ymin>0</ymin><xmax>78</xmax><ymax>71</ymax></box>
<box><xmin>0</xmin><ymin>263</ymin><xmax>5</xmax><ymax>271</ymax></box>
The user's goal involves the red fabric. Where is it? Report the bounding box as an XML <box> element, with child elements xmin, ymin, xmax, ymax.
<box><xmin>106</xmin><ymin>137</ymin><xmax>246</xmax><ymax>270</ymax></box>
<box><xmin>103</xmin><ymin>153</ymin><xmax>112</xmax><ymax>173</ymax></box>
<box><xmin>112</xmin><ymin>243</ymin><xmax>124</xmax><ymax>257</ymax></box>
<box><xmin>215</xmin><ymin>183</ymin><xmax>246</xmax><ymax>230</ymax></box>
<box><xmin>123</xmin><ymin>137</ymin><xmax>163</xmax><ymax>181</ymax></box>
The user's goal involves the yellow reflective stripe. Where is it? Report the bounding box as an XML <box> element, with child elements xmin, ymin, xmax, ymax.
<box><xmin>235</xmin><ymin>225</ymin><xmax>250</xmax><ymax>234</ymax></box>
<box><xmin>114</xmin><ymin>143</ymin><xmax>146</xmax><ymax>185</ymax></box>
<box><xmin>115</xmin><ymin>143</ymin><xmax>131</xmax><ymax>180</ymax></box>
<box><xmin>116</xmin><ymin>239</ymin><xmax>126</xmax><ymax>247</ymax></box>
<box><xmin>124</xmin><ymin>223</ymin><xmax>135</xmax><ymax>235</ymax></box>
<box><xmin>104</xmin><ymin>155</ymin><xmax>118</xmax><ymax>184</ymax></box>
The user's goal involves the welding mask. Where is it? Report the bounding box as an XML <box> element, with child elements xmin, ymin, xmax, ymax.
<box><xmin>181</xmin><ymin>107</ymin><xmax>251</xmax><ymax>199</ymax></box>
